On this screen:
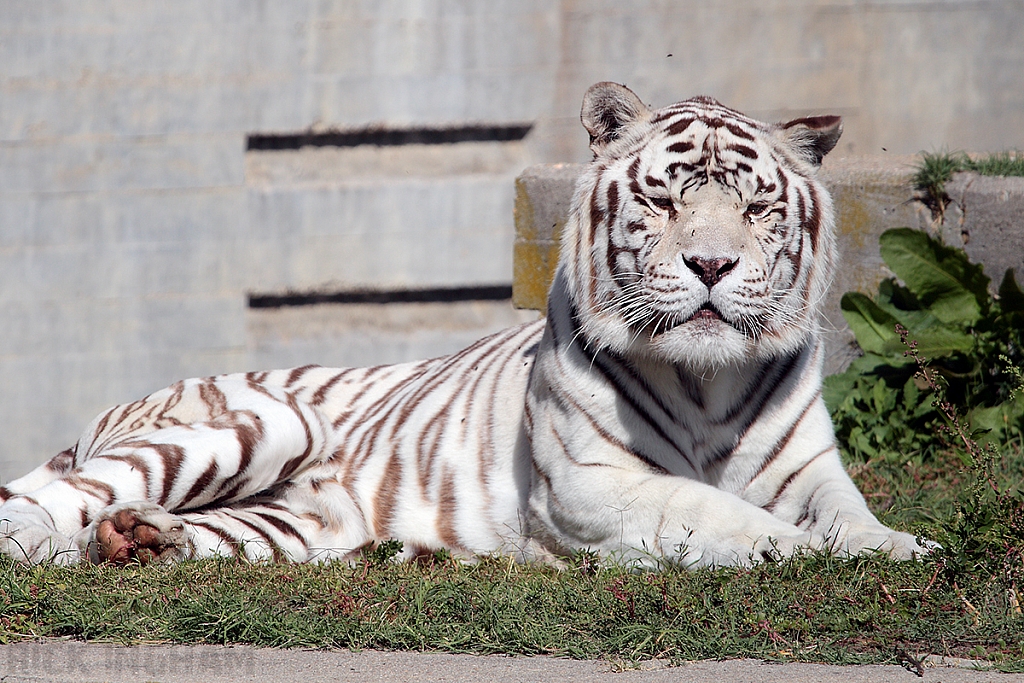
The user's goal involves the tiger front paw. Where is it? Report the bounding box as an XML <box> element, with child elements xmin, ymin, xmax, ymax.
<box><xmin>683</xmin><ymin>528</ymin><xmax>823</xmax><ymax>568</ymax></box>
<box><xmin>82</xmin><ymin>502</ymin><xmax>193</xmax><ymax>565</ymax></box>
<box><xmin>830</xmin><ymin>523</ymin><xmax>933</xmax><ymax>561</ymax></box>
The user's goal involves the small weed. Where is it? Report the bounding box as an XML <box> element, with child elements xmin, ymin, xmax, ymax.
<box><xmin>362</xmin><ymin>539</ymin><xmax>404</xmax><ymax>565</ymax></box>
<box><xmin>967</xmin><ymin>151</ymin><xmax>1024</xmax><ymax>178</ymax></box>
<box><xmin>896</xmin><ymin>325</ymin><xmax>1024</xmax><ymax>590</ymax></box>
<box><xmin>915</xmin><ymin>151</ymin><xmax>966</xmax><ymax>213</ymax></box>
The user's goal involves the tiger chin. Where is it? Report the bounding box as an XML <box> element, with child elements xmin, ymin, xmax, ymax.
<box><xmin>0</xmin><ymin>82</ymin><xmax>930</xmax><ymax>569</ymax></box>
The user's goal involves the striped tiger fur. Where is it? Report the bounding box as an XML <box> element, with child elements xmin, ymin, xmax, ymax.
<box><xmin>0</xmin><ymin>82</ymin><xmax>927</xmax><ymax>567</ymax></box>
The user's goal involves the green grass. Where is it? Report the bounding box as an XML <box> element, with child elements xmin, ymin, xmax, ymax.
<box><xmin>0</xmin><ymin>535</ymin><xmax>1022</xmax><ymax>667</ymax></box>
<box><xmin>915</xmin><ymin>150</ymin><xmax>1024</xmax><ymax>212</ymax></box>
<box><xmin>0</xmin><ymin>440</ymin><xmax>1023</xmax><ymax>669</ymax></box>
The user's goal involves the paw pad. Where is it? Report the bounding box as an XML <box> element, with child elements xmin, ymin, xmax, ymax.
<box><xmin>92</xmin><ymin>506</ymin><xmax>186</xmax><ymax>565</ymax></box>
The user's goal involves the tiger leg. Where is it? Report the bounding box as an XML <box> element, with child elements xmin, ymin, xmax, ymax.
<box><xmin>766</xmin><ymin>447</ymin><xmax>929</xmax><ymax>560</ymax></box>
<box><xmin>0</xmin><ymin>400</ymin><xmax>336</xmax><ymax>564</ymax></box>
<box><xmin>80</xmin><ymin>500</ymin><xmax>320</xmax><ymax>565</ymax></box>
<box><xmin>82</xmin><ymin>485</ymin><xmax>368</xmax><ymax>565</ymax></box>
<box><xmin>0</xmin><ymin>447</ymin><xmax>86</xmax><ymax>563</ymax></box>
<box><xmin>529</xmin><ymin>464</ymin><xmax>822</xmax><ymax>568</ymax></box>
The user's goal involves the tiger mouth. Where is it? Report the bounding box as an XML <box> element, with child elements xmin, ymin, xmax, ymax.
<box><xmin>649</xmin><ymin>303</ymin><xmax>725</xmax><ymax>335</ymax></box>
<box><xmin>686</xmin><ymin>304</ymin><xmax>724</xmax><ymax>323</ymax></box>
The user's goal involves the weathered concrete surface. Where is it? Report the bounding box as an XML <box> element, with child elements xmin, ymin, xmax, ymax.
<box><xmin>0</xmin><ymin>642</ymin><xmax>1018</xmax><ymax>683</ymax></box>
<box><xmin>247</xmin><ymin>301</ymin><xmax>538</xmax><ymax>370</ymax></box>
<box><xmin>511</xmin><ymin>160</ymin><xmax>1024</xmax><ymax>375</ymax></box>
<box><xmin>5</xmin><ymin>3</ymin><xmax>1024</xmax><ymax>155</ymax></box>
<box><xmin>512</xmin><ymin>163</ymin><xmax>582</xmax><ymax>310</ymax></box>
<box><xmin>943</xmin><ymin>172</ymin><xmax>1024</xmax><ymax>286</ymax></box>
<box><xmin>3</xmin><ymin>1</ymin><xmax>1024</xmax><ymax>478</ymax></box>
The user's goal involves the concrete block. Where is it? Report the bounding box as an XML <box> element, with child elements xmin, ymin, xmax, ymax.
<box><xmin>512</xmin><ymin>163</ymin><xmax>583</xmax><ymax>310</ymax></box>
<box><xmin>246</xmin><ymin>300</ymin><xmax>538</xmax><ymax>371</ymax></box>
<box><xmin>943</xmin><ymin>173</ymin><xmax>1024</xmax><ymax>286</ymax></box>
<box><xmin>244</xmin><ymin>174</ymin><xmax>517</xmax><ymax>292</ymax></box>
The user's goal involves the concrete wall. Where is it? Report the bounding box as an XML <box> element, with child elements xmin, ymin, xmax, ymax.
<box><xmin>1</xmin><ymin>1</ymin><xmax>1023</xmax><ymax>479</ymax></box>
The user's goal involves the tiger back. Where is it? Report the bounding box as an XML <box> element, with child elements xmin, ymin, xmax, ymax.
<box><xmin>0</xmin><ymin>83</ymin><xmax>928</xmax><ymax>567</ymax></box>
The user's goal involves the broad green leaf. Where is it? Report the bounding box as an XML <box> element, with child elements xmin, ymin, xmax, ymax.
<box><xmin>877</xmin><ymin>306</ymin><xmax>942</xmax><ymax>335</ymax></box>
<box><xmin>822</xmin><ymin>373</ymin><xmax>857</xmax><ymax>412</ymax></box>
<box><xmin>842</xmin><ymin>290</ymin><xmax>973</xmax><ymax>361</ymax></box>
<box><xmin>907</xmin><ymin>326</ymin><xmax>975</xmax><ymax>359</ymax></box>
<box><xmin>998</xmin><ymin>268</ymin><xmax>1024</xmax><ymax>313</ymax></box>
<box><xmin>872</xmin><ymin>278</ymin><xmax>973</xmax><ymax>356</ymax></box>
<box><xmin>840</xmin><ymin>292</ymin><xmax>904</xmax><ymax>358</ymax></box>
<box><xmin>968</xmin><ymin>404</ymin><xmax>1006</xmax><ymax>445</ymax></box>
<box><xmin>968</xmin><ymin>393</ymin><xmax>1024</xmax><ymax>446</ymax></box>
<box><xmin>879</xmin><ymin>228</ymin><xmax>989</xmax><ymax>326</ymax></box>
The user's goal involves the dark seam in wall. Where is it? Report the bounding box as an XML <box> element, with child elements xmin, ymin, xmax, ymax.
<box><xmin>246</xmin><ymin>124</ymin><xmax>533</xmax><ymax>151</ymax></box>
<box><xmin>248</xmin><ymin>285</ymin><xmax>514</xmax><ymax>309</ymax></box>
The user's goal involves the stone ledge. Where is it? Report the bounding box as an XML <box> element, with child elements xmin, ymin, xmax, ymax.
<box><xmin>512</xmin><ymin>157</ymin><xmax>1024</xmax><ymax>374</ymax></box>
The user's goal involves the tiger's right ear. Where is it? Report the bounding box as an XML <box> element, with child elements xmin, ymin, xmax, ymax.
<box><xmin>581</xmin><ymin>82</ymin><xmax>651</xmax><ymax>155</ymax></box>
<box><xmin>778</xmin><ymin>115</ymin><xmax>843</xmax><ymax>167</ymax></box>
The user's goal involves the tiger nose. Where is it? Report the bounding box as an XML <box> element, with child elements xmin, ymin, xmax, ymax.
<box><xmin>683</xmin><ymin>255</ymin><xmax>738</xmax><ymax>287</ymax></box>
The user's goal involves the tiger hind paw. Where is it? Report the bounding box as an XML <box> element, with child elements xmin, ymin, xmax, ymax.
<box><xmin>0</xmin><ymin>516</ymin><xmax>78</xmax><ymax>564</ymax></box>
<box><xmin>83</xmin><ymin>502</ymin><xmax>193</xmax><ymax>565</ymax></box>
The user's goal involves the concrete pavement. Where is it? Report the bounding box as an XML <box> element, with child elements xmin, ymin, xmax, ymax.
<box><xmin>0</xmin><ymin>641</ymin><xmax>1019</xmax><ymax>682</ymax></box>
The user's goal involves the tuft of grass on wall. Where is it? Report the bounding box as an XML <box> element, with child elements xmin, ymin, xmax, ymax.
<box><xmin>915</xmin><ymin>151</ymin><xmax>1024</xmax><ymax>212</ymax></box>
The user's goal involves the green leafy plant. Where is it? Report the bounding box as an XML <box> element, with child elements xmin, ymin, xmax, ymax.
<box><xmin>826</xmin><ymin>227</ymin><xmax>1024</xmax><ymax>595</ymax></box>
<box><xmin>824</xmin><ymin>228</ymin><xmax>1024</xmax><ymax>462</ymax></box>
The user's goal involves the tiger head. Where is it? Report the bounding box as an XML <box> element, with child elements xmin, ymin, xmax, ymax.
<box><xmin>561</xmin><ymin>82</ymin><xmax>841</xmax><ymax>370</ymax></box>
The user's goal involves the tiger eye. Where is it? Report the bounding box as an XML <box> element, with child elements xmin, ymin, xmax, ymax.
<box><xmin>746</xmin><ymin>201</ymin><xmax>771</xmax><ymax>216</ymax></box>
<box><xmin>649</xmin><ymin>196</ymin><xmax>674</xmax><ymax>211</ymax></box>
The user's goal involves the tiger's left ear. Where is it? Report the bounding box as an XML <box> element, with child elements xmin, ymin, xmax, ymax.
<box><xmin>777</xmin><ymin>116</ymin><xmax>843</xmax><ymax>167</ymax></box>
<box><xmin>581</xmin><ymin>82</ymin><xmax>652</xmax><ymax>156</ymax></box>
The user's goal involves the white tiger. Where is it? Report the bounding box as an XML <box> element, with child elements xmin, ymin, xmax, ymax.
<box><xmin>0</xmin><ymin>83</ymin><xmax>927</xmax><ymax>568</ymax></box>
